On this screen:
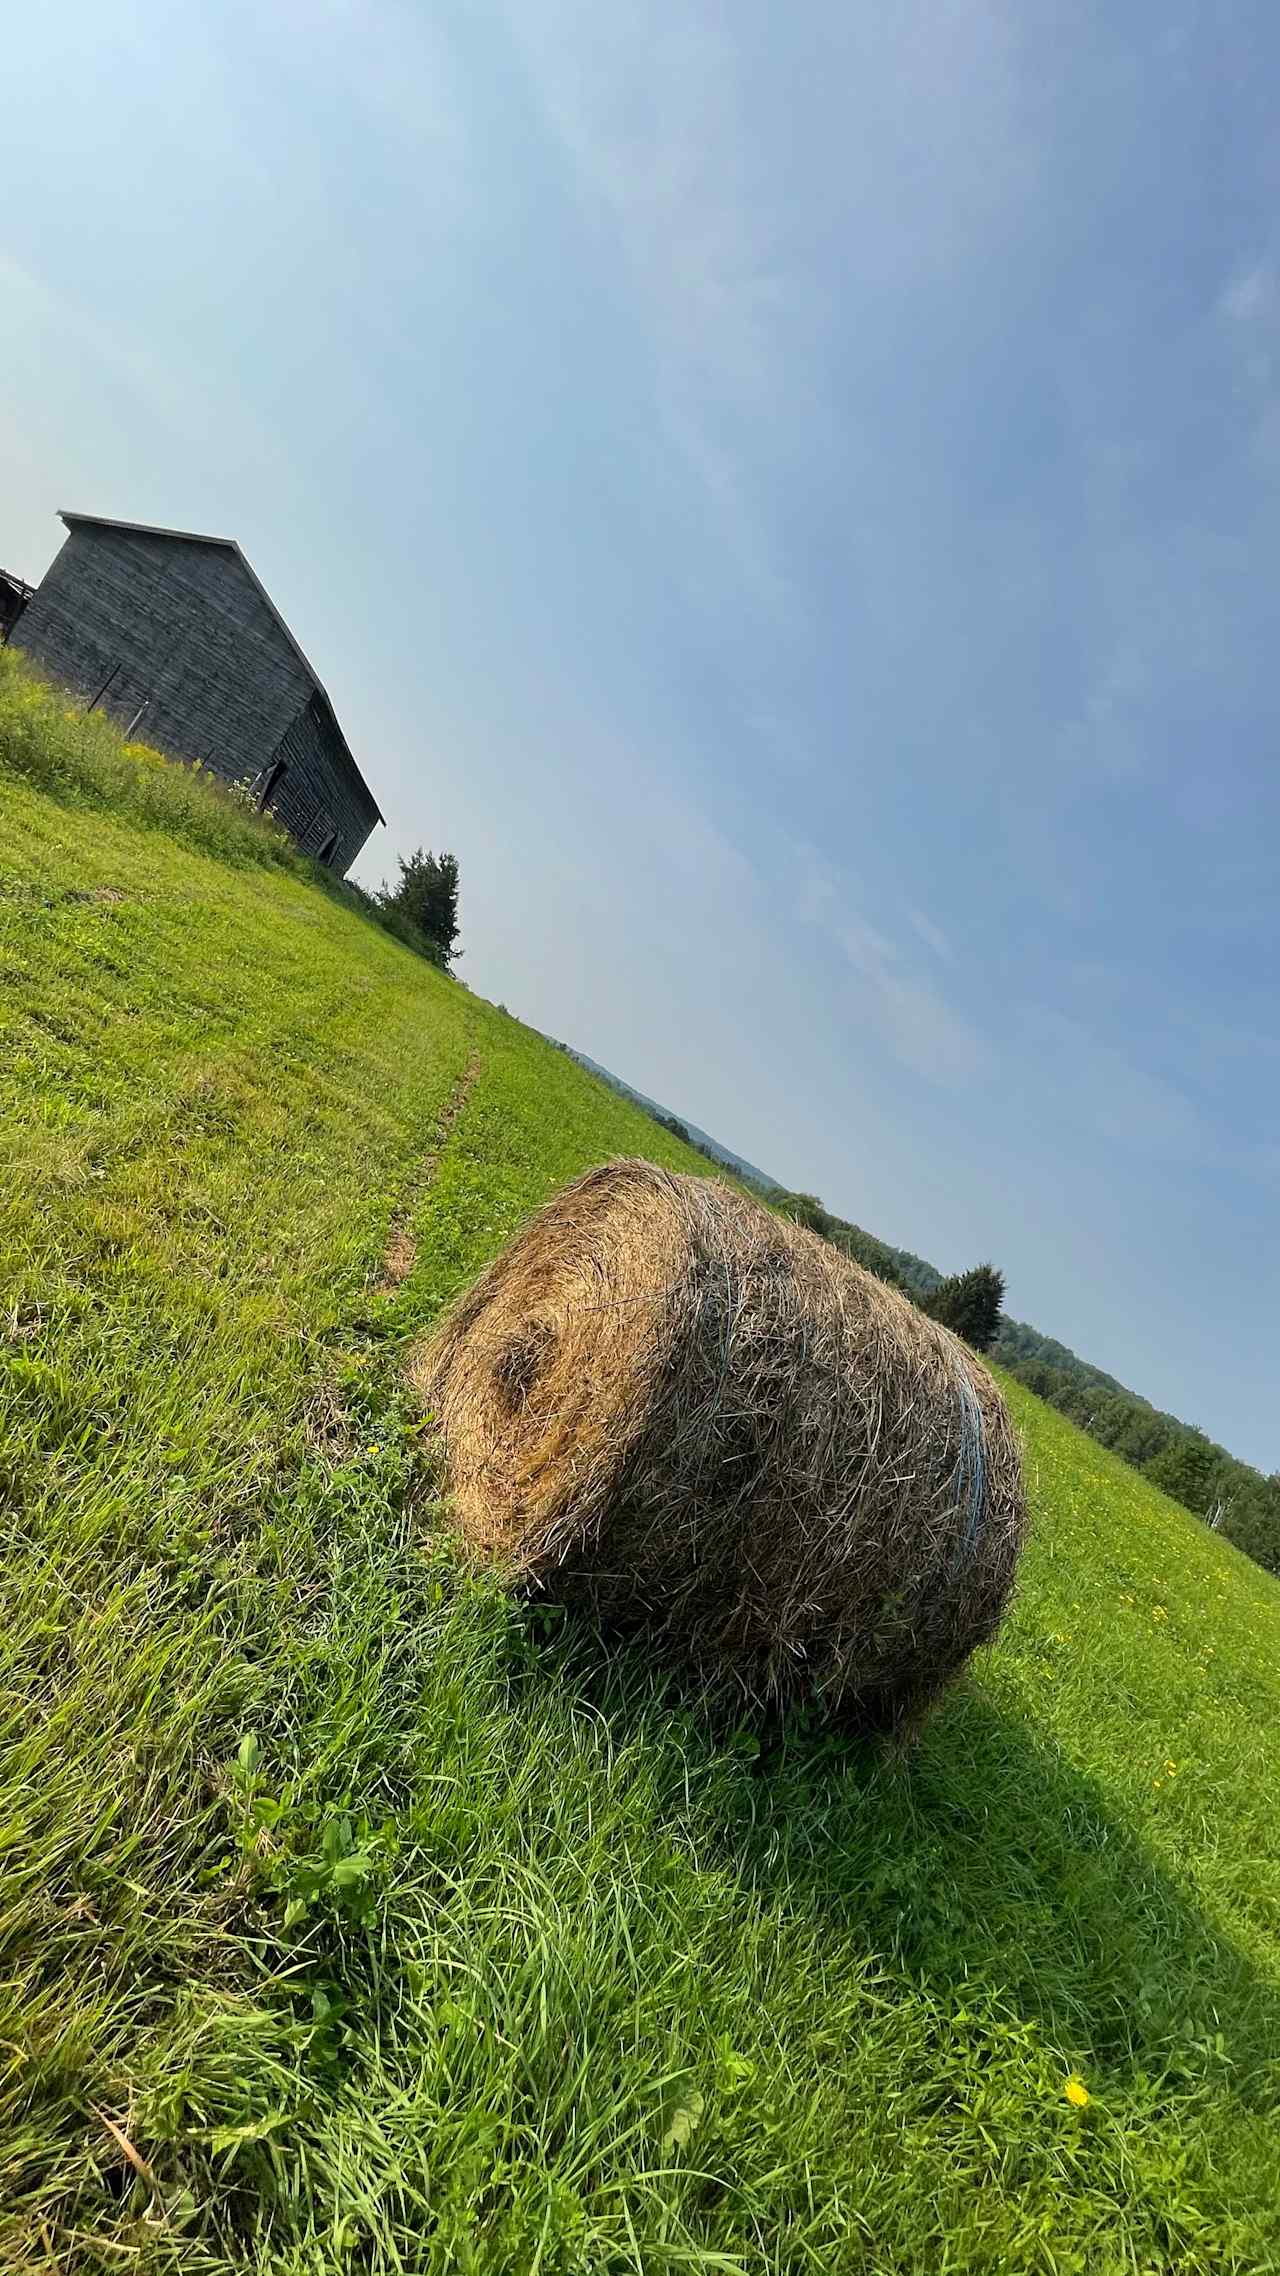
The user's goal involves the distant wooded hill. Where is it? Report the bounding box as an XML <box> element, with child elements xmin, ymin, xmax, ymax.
<box><xmin>550</xmin><ymin>1046</ymin><xmax>780</xmax><ymax>1194</ymax></box>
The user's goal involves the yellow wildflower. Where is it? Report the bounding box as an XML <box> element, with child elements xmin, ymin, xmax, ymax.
<box><xmin>1065</xmin><ymin>2077</ymin><xmax>1090</xmax><ymax>2108</ymax></box>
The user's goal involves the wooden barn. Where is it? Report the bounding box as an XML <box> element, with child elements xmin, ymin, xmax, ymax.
<box><xmin>15</xmin><ymin>512</ymin><xmax>383</xmax><ymax>875</ymax></box>
<box><xmin>1</xmin><ymin>568</ymin><xmax>34</xmax><ymax>643</ymax></box>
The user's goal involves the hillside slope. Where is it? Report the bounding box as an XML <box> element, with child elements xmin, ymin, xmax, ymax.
<box><xmin>3</xmin><ymin>759</ymin><xmax>1279</xmax><ymax>2273</ymax></box>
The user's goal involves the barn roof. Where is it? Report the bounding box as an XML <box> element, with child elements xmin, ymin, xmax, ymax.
<box><xmin>58</xmin><ymin>512</ymin><xmax>384</xmax><ymax>824</ymax></box>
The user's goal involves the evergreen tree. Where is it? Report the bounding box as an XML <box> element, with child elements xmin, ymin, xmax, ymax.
<box><xmin>923</xmin><ymin>1263</ymin><xmax>1006</xmax><ymax>1351</ymax></box>
<box><xmin>380</xmin><ymin>848</ymin><xmax>460</xmax><ymax>969</ymax></box>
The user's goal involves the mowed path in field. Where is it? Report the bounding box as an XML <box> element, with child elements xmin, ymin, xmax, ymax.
<box><xmin>2</xmin><ymin>764</ymin><xmax>1279</xmax><ymax>2274</ymax></box>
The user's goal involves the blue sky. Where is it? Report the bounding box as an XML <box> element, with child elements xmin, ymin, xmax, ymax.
<box><xmin>3</xmin><ymin>2</ymin><xmax>1277</xmax><ymax>1469</ymax></box>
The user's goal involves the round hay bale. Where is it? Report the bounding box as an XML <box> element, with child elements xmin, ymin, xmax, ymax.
<box><xmin>411</xmin><ymin>1160</ymin><xmax>1027</xmax><ymax>1731</ymax></box>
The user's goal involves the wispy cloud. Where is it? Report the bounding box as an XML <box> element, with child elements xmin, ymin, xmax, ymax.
<box><xmin>505</xmin><ymin>8</ymin><xmax>785</xmax><ymax>405</ymax></box>
<box><xmin>1218</xmin><ymin>256</ymin><xmax>1280</xmax><ymax>470</ymax></box>
<box><xmin>500</xmin><ymin>3</ymin><xmax>808</xmax><ymax>622</ymax></box>
<box><xmin>263</xmin><ymin>0</ymin><xmax>471</xmax><ymax>205</ymax></box>
<box><xmin>502</xmin><ymin>0</ymin><xmax>1034</xmax><ymax>641</ymax></box>
<box><xmin>1034</xmin><ymin>1015</ymin><xmax>1210</xmax><ymax>1164</ymax></box>
<box><xmin>834</xmin><ymin>916</ymin><xmax>990</xmax><ymax>1085</ymax></box>
<box><xmin>905</xmin><ymin>906</ymin><xmax>955</xmax><ymax>964</ymax></box>
<box><xmin>1220</xmin><ymin>260</ymin><xmax>1275</xmax><ymax>332</ymax></box>
<box><xmin>0</xmin><ymin>252</ymin><xmax>189</xmax><ymax>428</ymax></box>
<box><xmin>794</xmin><ymin>850</ymin><xmax>988</xmax><ymax>1084</ymax></box>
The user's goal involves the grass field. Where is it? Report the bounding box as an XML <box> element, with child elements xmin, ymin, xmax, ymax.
<box><xmin>3</xmin><ymin>708</ymin><xmax>1280</xmax><ymax>2271</ymax></box>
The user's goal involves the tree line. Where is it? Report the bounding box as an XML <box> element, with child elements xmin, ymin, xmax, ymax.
<box><xmin>767</xmin><ymin>1188</ymin><xmax>1280</xmax><ymax>1578</ymax></box>
<box><xmin>770</xmin><ymin>1190</ymin><xmax>1007</xmax><ymax>1351</ymax></box>
<box><xmin>993</xmin><ymin>1319</ymin><xmax>1280</xmax><ymax>1576</ymax></box>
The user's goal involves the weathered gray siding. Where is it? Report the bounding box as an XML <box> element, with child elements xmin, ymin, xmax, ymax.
<box><xmin>16</xmin><ymin>522</ymin><xmax>381</xmax><ymax>876</ymax></box>
<box><xmin>18</xmin><ymin>526</ymin><xmax>304</xmax><ymax>780</ymax></box>
<box><xmin>265</xmin><ymin>696</ymin><xmax>381</xmax><ymax>877</ymax></box>
<box><xmin>1</xmin><ymin>570</ymin><xmax>33</xmax><ymax>642</ymax></box>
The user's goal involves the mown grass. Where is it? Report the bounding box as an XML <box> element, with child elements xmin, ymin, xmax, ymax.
<box><xmin>2</xmin><ymin>742</ymin><xmax>1279</xmax><ymax>2272</ymax></box>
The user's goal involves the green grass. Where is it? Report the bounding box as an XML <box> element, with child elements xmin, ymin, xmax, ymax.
<box><xmin>2</xmin><ymin>737</ymin><xmax>1279</xmax><ymax>2273</ymax></box>
<box><xmin>0</xmin><ymin>643</ymin><xmax>300</xmax><ymax>874</ymax></box>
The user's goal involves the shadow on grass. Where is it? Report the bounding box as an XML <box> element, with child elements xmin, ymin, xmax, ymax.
<box><xmin>508</xmin><ymin>1611</ymin><xmax>1279</xmax><ymax>2106</ymax></box>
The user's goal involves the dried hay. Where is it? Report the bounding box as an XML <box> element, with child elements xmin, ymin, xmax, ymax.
<box><xmin>412</xmin><ymin>1160</ymin><xmax>1027</xmax><ymax>1731</ymax></box>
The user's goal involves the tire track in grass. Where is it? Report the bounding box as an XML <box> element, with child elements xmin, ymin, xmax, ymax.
<box><xmin>376</xmin><ymin>1050</ymin><xmax>483</xmax><ymax>1295</ymax></box>
<box><xmin>301</xmin><ymin>1046</ymin><xmax>483</xmax><ymax>1465</ymax></box>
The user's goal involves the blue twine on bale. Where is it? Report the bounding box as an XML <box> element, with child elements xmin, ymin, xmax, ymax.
<box><xmin>948</xmin><ymin>1369</ymin><xmax>987</xmax><ymax>1568</ymax></box>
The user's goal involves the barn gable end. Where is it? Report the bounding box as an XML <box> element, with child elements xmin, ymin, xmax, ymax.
<box><xmin>15</xmin><ymin>515</ymin><xmax>382</xmax><ymax>876</ymax></box>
